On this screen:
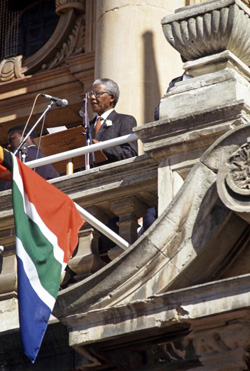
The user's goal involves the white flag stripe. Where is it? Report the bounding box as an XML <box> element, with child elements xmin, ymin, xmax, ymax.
<box><xmin>12</xmin><ymin>156</ymin><xmax>64</xmax><ymax>265</ymax></box>
<box><xmin>16</xmin><ymin>237</ymin><xmax>55</xmax><ymax>310</ymax></box>
<box><xmin>23</xmin><ymin>191</ymin><xmax>64</xmax><ymax>264</ymax></box>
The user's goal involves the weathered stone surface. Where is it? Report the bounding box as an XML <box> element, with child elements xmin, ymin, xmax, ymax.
<box><xmin>53</xmin><ymin>124</ymin><xmax>250</xmax><ymax>321</ymax></box>
<box><xmin>134</xmin><ymin>99</ymin><xmax>250</xmax><ymax>166</ymax></box>
<box><xmin>159</xmin><ymin>51</ymin><xmax>250</xmax><ymax>121</ymax></box>
<box><xmin>65</xmin><ymin>274</ymin><xmax>250</xmax><ymax>370</ymax></box>
<box><xmin>0</xmin><ymin>298</ymin><xmax>19</xmax><ymax>332</ymax></box>
<box><xmin>162</xmin><ymin>0</ymin><xmax>250</xmax><ymax>65</ymax></box>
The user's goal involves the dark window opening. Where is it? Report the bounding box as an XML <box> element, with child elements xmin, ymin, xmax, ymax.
<box><xmin>0</xmin><ymin>0</ymin><xmax>59</xmax><ymax>61</ymax></box>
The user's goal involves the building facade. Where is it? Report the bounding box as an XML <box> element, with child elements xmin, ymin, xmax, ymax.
<box><xmin>2</xmin><ymin>0</ymin><xmax>250</xmax><ymax>370</ymax></box>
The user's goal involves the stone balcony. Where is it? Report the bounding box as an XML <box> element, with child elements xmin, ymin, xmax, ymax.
<box><xmin>0</xmin><ymin>153</ymin><xmax>159</xmax><ymax>300</ymax></box>
<box><xmin>2</xmin><ymin>0</ymin><xmax>250</xmax><ymax>306</ymax></box>
<box><xmin>2</xmin><ymin>36</ymin><xmax>250</xmax><ymax>302</ymax></box>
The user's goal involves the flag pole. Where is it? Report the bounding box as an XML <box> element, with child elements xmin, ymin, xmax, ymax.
<box><xmin>25</xmin><ymin>134</ymin><xmax>138</xmax><ymax>250</ymax></box>
<box><xmin>74</xmin><ymin>203</ymin><xmax>129</xmax><ymax>250</ymax></box>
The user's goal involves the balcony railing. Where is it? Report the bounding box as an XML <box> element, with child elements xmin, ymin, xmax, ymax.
<box><xmin>0</xmin><ymin>134</ymin><xmax>158</xmax><ymax>297</ymax></box>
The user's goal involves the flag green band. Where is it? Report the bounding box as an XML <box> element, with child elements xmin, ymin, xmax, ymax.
<box><xmin>13</xmin><ymin>181</ymin><xmax>62</xmax><ymax>299</ymax></box>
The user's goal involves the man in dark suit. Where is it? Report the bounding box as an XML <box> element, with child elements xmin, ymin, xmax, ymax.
<box><xmin>87</xmin><ymin>78</ymin><xmax>138</xmax><ymax>256</ymax></box>
<box><xmin>88</xmin><ymin>78</ymin><xmax>138</xmax><ymax>165</ymax></box>
<box><xmin>0</xmin><ymin>124</ymin><xmax>59</xmax><ymax>191</ymax></box>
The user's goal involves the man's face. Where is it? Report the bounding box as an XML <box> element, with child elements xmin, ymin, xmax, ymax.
<box><xmin>89</xmin><ymin>83</ymin><xmax>115</xmax><ymax>115</ymax></box>
<box><xmin>8</xmin><ymin>131</ymin><xmax>22</xmax><ymax>152</ymax></box>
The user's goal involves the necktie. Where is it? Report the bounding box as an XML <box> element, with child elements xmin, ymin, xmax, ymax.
<box><xmin>94</xmin><ymin>117</ymin><xmax>103</xmax><ymax>137</ymax></box>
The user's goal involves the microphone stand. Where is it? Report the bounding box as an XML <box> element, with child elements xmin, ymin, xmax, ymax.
<box><xmin>14</xmin><ymin>101</ymin><xmax>55</xmax><ymax>156</ymax></box>
<box><xmin>20</xmin><ymin>146</ymin><xmax>28</xmax><ymax>163</ymax></box>
<box><xmin>80</xmin><ymin>93</ymin><xmax>96</xmax><ymax>170</ymax></box>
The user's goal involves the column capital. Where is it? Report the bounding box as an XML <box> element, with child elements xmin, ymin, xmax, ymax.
<box><xmin>162</xmin><ymin>0</ymin><xmax>250</xmax><ymax>66</ymax></box>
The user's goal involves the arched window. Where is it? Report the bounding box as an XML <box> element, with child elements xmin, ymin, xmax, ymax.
<box><xmin>0</xmin><ymin>0</ymin><xmax>59</xmax><ymax>61</ymax></box>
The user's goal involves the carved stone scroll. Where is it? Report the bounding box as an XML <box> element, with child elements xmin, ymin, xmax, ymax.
<box><xmin>217</xmin><ymin>139</ymin><xmax>250</xmax><ymax>223</ymax></box>
<box><xmin>0</xmin><ymin>56</ymin><xmax>24</xmax><ymax>82</ymax></box>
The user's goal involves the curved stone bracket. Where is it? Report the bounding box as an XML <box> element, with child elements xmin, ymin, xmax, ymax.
<box><xmin>22</xmin><ymin>9</ymin><xmax>78</xmax><ymax>74</ymax></box>
<box><xmin>54</xmin><ymin>124</ymin><xmax>250</xmax><ymax>320</ymax></box>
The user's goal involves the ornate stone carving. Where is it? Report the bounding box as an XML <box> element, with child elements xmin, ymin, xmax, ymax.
<box><xmin>191</xmin><ymin>321</ymin><xmax>250</xmax><ymax>370</ymax></box>
<box><xmin>101</xmin><ymin>337</ymin><xmax>199</xmax><ymax>370</ymax></box>
<box><xmin>56</xmin><ymin>0</ymin><xmax>85</xmax><ymax>15</ymax></box>
<box><xmin>42</xmin><ymin>17</ymin><xmax>85</xmax><ymax>70</ymax></box>
<box><xmin>217</xmin><ymin>137</ymin><xmax>250</xmax><ymax>223</ymax></box>
<box><xmin>217</xmin><ymin>139</ymin><xmax>250</xmax><ymax>198</ymax></box>
<box><xmin>161</xmin><ymin>0</ymin><xmax>250</xmax><ymax>65</ymax></box>
<box><xmin>0</xmin><ymin>56</ymin><xmax>24</xmax><ymax>82</ymax></box>
<box><xmin>226</xmin><ymin>142</ymin><xmax>250</xmax><ymax>194</ymax></box>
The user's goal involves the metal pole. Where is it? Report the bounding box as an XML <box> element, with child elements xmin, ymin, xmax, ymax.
<box><xmin>14</xmin><ymin>102</ymin><xmax>55</xmax><ymax>155</ymax></box>
<box><xmin>25</xmin><ymin>133</ymin><xmax>138</xmax><ymax>249</ymax></box>
<box><xmin>27</xmin><ymin>133</ymin><xmax>138</xmax><ymax>169</ymax></box>
<box><xmin>74</xmin><ymin>203</ymin><xmax>129</xmax><ymax>250</ymax></box>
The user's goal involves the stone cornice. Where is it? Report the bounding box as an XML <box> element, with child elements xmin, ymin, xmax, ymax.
<box><xmin>61</xmin><ymin>273</ymin><xmax>250</xmax><ymax>370</ymax></box>
<box><xmin>65</xmin><ymin>273</ymin><xmax>250</xmax><ymax>342</ymax></box>
<box><xmin>134</xmin><ymin>100</ymin><xmax>250</xmax><ymax>163</ymax></box>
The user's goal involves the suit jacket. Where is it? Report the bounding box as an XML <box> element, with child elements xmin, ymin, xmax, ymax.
<box><xmin>25</xmin><ymin>146</ymin><xmax>59</xmax><ymax>179</ymax></box>
<box><xmin>89</xmin><ymin>110</ymin><xmax>138</xmax><ymax>164</ymax></box>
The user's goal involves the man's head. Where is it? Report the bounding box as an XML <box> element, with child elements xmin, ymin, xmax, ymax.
<box><xmin>8</xmin><ymin>124</ymin><xmax>37</xmax><ymax>152</ymax></box>
<box><xmin>88</xmin><ymin>78</ymin><xmax>120</xmax><ymax>116</ymax></box>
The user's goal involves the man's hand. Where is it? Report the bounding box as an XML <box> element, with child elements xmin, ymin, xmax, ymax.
<box><xmin>92</xmin><ymin>139</ymin><xmax>100</xmax><ymax>144</ymax></box>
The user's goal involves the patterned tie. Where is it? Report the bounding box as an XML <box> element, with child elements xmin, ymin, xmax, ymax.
<box><xmin>94</xmin><ymin>117</ymin><xmax>103</xmax><ymax>137</ymax></box>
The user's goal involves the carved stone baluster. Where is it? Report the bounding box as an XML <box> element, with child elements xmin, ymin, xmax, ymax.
<box><xmin>108</xmin><ymin>197</ymin><xmax>148</xmax><ymax>260</ymax></box>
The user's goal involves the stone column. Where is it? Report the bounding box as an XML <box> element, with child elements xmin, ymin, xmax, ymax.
<box><xmin>135</xmin><ymin>0</ymin><xmax>250</xmax><ymax>216</ymax></box>
<box><xmin>94</xmin><ymin>0</ymin><xmax>186</xmax><ymax>131</ymax></box>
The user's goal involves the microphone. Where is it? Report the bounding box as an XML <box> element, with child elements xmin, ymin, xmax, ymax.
<box><xmin>41</xmin><ymin>93</ymin><xmax>68</xmax><ymax>107</ymax></box>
